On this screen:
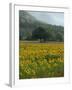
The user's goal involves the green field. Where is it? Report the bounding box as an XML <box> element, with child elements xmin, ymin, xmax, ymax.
<box><xmin>19</xmin><ymin>41</ymin><xmax>64</xmax><ymax>79</ymax></box>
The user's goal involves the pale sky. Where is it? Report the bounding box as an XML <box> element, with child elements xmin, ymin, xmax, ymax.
<box><xmin>28</xmin><ymin>11</ymin><xmax>64</xmax><ymax>26</ymax></box>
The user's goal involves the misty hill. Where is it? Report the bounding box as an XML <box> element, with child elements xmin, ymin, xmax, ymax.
<box><xmin>19</xmin><ymin>10</ymin><xmax>64</xmax><ymax>42</ymax></box>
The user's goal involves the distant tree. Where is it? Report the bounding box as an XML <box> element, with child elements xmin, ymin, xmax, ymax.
<box><xmin>48</xmin><ymin>31</ymin><xmax>56</xmax><ymax>41</ymax></box>
<box><xmin>25</xmin><ymin>32</ymin><xmax>32</xmax><ymax>40</ymax></box>
<box><xmin>19</xmin><ymin>32</ymin><xmax>24</xmax><ymax>40</ymax></box>
<box><xmin>32</xmin><ymin>27</ymin><xmax>48</xmax><ymax>42</ymax></box>
<box><xmin>56</xmin><ymin>32</ymin><xmax>63</xmax><ymax>42</ymax></box>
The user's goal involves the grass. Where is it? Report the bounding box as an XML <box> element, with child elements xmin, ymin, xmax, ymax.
<box><xmin>19</xmin><ymin>41</ymin><xmax>64</xmax><ymax>79</ymax></box>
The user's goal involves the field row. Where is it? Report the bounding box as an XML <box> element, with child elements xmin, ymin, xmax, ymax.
<box><xmin>19</xmin><ymin>42</ymin><xmax>64</xmax><ymax>79</ymax></box>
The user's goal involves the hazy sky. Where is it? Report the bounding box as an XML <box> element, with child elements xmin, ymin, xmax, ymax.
<box><xmin>28</xmin><ymin>11</ymin><xmax>64</xmax><ymax>26</ymax></box>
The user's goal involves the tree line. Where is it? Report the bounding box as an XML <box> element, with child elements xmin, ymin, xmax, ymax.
<box><xmin>20</xmin><ymin>26</ymin><xmax>64</xmax><ymax>42</ymax></box>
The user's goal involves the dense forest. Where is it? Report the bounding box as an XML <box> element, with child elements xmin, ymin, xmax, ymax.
<box><xmin>19</xmin><ymin>10</ymin><xmax>64</xmax><ymax>42</ymax></box>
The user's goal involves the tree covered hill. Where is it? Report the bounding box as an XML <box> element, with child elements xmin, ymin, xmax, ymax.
<box><xmin>19</xmin><ymin>10</ymin><xmax>64</xmax><ymax>42</ymax></box>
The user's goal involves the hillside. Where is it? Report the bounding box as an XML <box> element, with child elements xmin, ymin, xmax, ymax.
<box><xmin>19</xmin><ymin>10</ymin><xmax>64</xmax><ymax>41</ymax></box>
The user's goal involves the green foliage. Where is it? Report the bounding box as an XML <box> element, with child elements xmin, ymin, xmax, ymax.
<box><xmin>19</xmin><ymin>42</ymin><xmax>64</xmax><ymax>79</ymax></box>
<box><xmin>19</xmin><ymin>11</ymin><xmax>64</xmax><ymax>42</ymax></box>
<box><xmin>32</xmin><ymin>27</ymin><xmax>48</xmax><ymax>42</ymax></box>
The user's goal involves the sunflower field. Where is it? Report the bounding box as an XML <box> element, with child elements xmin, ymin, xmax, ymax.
<box><xmin>19</xmin><ymin>41</ymin><xmax>64</xmax><ymax>79</ymax></box>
